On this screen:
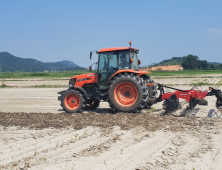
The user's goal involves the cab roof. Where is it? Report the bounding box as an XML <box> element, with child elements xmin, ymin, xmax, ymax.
<box><xmin>98</xmin><ymin>47</ymin><xmax>138</xmax><ymax>53</ymax></box>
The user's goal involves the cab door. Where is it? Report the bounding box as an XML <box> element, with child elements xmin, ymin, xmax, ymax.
<box><xmin>97</xmin><ymin>52</ymin><xmax>118</xmax><ymax>89</ymax></box>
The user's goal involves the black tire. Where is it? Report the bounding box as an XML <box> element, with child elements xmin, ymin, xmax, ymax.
<box><xmin>61</xmin><ymin>90</ymin><xmax>84</xmax><ymax>113</ymax></box>
<box><xmin>143</xmin><ymin>75</ymin><xmax>157</xmax><ymax>108</ymax></box>
<box><xmin>85</xmin><ymin>99</ymin><xmax>100</xmax><ymax>110</ymax></box>
<box><xmin>108</xmin><ymin>73</ymin><xmax>148</xmax><ymax>113</ymax></box>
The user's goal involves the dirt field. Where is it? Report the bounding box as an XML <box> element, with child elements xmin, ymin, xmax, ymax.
<box><xmin>0</xmin><ymin>74</ymin><xmax>222</xmax><ymax>170</ymax></box>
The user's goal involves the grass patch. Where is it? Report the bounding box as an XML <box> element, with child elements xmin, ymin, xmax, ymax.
<box><xmin>148</xmin><ymin>70</ymin><xmax>222</xmax><ymax>76</ymax></box>
<box><xmin>33</xmin><ymin>85</ymin><xmax>67</xmax><ymax>88</ymax></box>
<box><xmin>0</xmin><ymin>70</ymin><xmax>221</xmax><ymax>79</ymax></box>
<box><xmin>190</xmin><ymin>79</ymin><xmax>211</xmax><ymax>86</ymax></box>
<box><xmin>152</xmin><ymin>76</ymin><xmax>218</xmax><ymax>79</ymax></box>
<box><xmin>190</xmin><ymin>79</ymin><xmax>222</xmax><ymax>86</ymax></box>
<box><xmin>0</xmin><ymin>78</ymin><xmax>69</xmax><ymax>81</ymax></box>
<box><xmin>147</xmin><ymin>107</ymin><xmax>156</xmax><ymax>113</ymax></box>
<box><xmin>0</xmin><ymin>84</ymin><xmax>7</xmax><ymax>88</ymax></box>
<box><xmin>0</xmin><ymin>70</ymin><xmax>90</xmax><ymax>78</ymax></box>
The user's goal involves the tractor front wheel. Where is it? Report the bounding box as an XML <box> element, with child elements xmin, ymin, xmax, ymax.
<box><xmin>61</xmin><ymin>90</ymin><xmax>84</xmax><ymax>113</ymax></box>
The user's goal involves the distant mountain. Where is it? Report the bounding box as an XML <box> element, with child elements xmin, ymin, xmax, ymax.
<box><xmin>151</xmin><ymin>57</ymin><xmax>186</xmax><ymax>67</ymax></box>
<box><xmin>46</xmin><ymin>60</ymin><xmax>80</xmax><ymax>68</ymax></box>
<box><xmin>0</xmin><ymin>52</ymin><xmax>84</xmax><ymax>72</ymax></box>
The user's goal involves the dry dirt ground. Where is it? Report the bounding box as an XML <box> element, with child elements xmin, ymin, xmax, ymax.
<box><xmin>0</xmin><ymin>74</ymin><xmax>222</xmax><ymax>170</ymax></box>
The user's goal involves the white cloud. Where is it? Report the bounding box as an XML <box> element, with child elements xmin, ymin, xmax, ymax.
<box><xmin>208</xmin><ymin>27</ymin><xmax>222</xmax><ymax>36</ymax></box>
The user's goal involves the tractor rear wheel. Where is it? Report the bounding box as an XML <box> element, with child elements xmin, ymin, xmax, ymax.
<box><xmin>108</xmin><ymin>73</ymin><xmax>148</xmax><ymax>113</ymax></box>
<box><xmin>85</xmin><ymin>99</ymin><xmax>100</xmax><ymax>110</ymax></box>
<box><xmin>61</xmin><ymin>90</ymin><xmax>84</xmax><ymax>113</ymax></box>
<box><xmin>143</xmin><ymin>76</ymin><xmax>157</xmax><ymax>108</ymax></box>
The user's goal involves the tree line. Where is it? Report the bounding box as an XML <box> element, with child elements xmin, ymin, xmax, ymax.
<box><xmin>181</xmin><ymin>55</ymin><xmax>222</xmax><ymax>70</ymax></box>
<box><xmin>140</xmin><ymin>55</ymin><xmax>222</xmax><ymax>70</ymax></box>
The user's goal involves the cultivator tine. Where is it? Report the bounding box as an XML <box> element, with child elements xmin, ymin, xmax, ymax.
<box><xmin>196</xmin><ymin>99</ymin><xmax>208</xmax><ymax>106</ymax></box>
<box><xmin>179</xmin><ymin>99</ymin><xmax>198</xmax><ymax>117</ymax></box>
<box><xmin>162</xmin><ymin>95</ymin><xmax>179</xmax><ymax>112</ymax></box>
<box><xmin>161</xmin><ymin>95</ymin><xmax>184</xmax><ymax>116</ymax></box>
<box><xmin>208</xmin><ymin>87</ymin><xmax>222</xmax><ymax>113</ymax></box>
<box><xmin>179</xmin><ymin>107</ymin><xmax>190</xmax><ymax>117</ymax></box>
<box><xmin>189</xmin><ymin>98</ymin><xmax>197</xmax><ymax>110</ymax></box>
<box><xmin>216</xmin><ymin>93</ymin><xmax>222</xmax><ymax>112</ymax></box>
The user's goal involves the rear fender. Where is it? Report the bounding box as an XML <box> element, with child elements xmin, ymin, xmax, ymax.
<box><xmin>106</xmin><ymin>69</ymin><xmax>151</xmax><ymax>87</ymax></box>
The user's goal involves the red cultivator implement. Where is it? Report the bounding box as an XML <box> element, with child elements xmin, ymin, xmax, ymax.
<box><xmin>155</xmin><ymin>84</ymin><xmax>222</xmax><ymax>116</ymax></box>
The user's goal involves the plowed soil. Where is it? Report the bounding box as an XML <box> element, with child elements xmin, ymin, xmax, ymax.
<box><xmin>1</xmin><ymin>75</ymin><xmax>222</xmax><ymax>170</ymax></box>
<box><xmin>0</xmin><ymin>112</ymin><xmax>219</xmax><ymax>131</ymax></box>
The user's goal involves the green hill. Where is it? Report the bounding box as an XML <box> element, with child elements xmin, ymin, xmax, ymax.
<box><xmin>0</xmin><ymin>52</ymin><xmax>85</xmax><ymax>72</ymax></box>
<box><xmin>145</xmin><ymin>55</ymin><xmax>222</xmax><ymax>70</ymax></box>
<box><xmin>151</xmin><ymin>56</ymin><xmax>221</xmax><ymax>67</ymax></box>
<box><xmin>151</xmin><ymin>56</ymin><xmax>186</xmax><ymax>66</ymax></box>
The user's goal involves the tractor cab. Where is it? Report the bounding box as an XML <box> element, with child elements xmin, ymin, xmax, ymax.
<box><xmin>96</xmin><ymin>47</ymin><xmax>140</xmax><ymax>89</ymax></box>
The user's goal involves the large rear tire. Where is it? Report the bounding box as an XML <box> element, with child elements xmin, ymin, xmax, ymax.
<box><xmin>108</xmin><ymin>73</ymin><xmax>148</xmax><ymax>113</ymax></box>
<box><xmin>61</xmin><ymin>90</ymin><xmax>84</xmax><ymax>113</ymax></box>
<box><xmin>143</xmin><ymin>76</ymin><xmax>157</xmax><ymax>109</ymax></box>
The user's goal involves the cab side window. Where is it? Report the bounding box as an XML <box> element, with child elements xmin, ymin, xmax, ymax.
<box><xmin>118</xmin><ymin>52</ymin><xmax>129</xmax><ymax>69</ymax></box>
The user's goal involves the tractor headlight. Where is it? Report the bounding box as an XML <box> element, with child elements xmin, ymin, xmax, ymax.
<box><xmin>69</xmin><ymin>78</ymin><xmax>76</xmax><ymax>87</ymax></box>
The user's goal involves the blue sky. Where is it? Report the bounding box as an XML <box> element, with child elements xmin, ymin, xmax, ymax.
<box><xmin>0</xmin><ymin>0</ymin><xmax>222</xmax><ymax>67</ymax></box>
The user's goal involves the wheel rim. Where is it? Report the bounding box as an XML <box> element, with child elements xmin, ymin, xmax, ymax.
<box><xmin>114</xmin><ymin>82</ymin><xmax>138</xmax><ymax>107</ymax></box>
<box><xmin>64</xmin><ymin>93</ymin><xmax>80</xmax><ymax>110</ymax></box>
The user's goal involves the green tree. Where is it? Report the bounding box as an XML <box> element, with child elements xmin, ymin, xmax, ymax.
<box><xmin>181</xmin><ymin>55</ymin><xmax>199</xmax><ymax>70</ymax></box>
<box><xmin>210</xmin><ymin>64</ymin><xmax>215</xmax><ymax>69</ymax></box>
<box><xmin>198</xmin><ymin>60</ymin><xmax>208</xmax><ymax>70</ymax></box>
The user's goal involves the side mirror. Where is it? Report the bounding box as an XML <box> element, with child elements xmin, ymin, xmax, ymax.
<box><xmin>138</xmin><ymin>59</ymin><xmax>141</xmax><ymax>65</ymax></box>
<box><xmin>90</xmin><ymin>52</ymin><xmax>92</xmax><ymax>60</ymax></box>
<box><xmin>89</xmin><ymin>66</ymin><xmax>92</xmax><ymax>72</ymax></box>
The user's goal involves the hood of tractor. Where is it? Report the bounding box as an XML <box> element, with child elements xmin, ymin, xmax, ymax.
<box><xmin>70</xmin><ymin>73</ymin><xmax>98</xmax><ymax>87</ymax></box>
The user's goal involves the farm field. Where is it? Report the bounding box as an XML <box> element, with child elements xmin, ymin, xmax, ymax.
<box><xmin>0</xmin><ymin>73</ymin><xmax>222</xmax><ymax>170</ymax></box>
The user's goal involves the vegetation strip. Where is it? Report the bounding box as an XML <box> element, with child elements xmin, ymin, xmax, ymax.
<box><xmin>0</xmin><ymin>85</ymin><xmax>67</xmax><ymax>88</ymax></box>
<box><xmin>0</xmin><ymin>70</ymin><xmax>222</xmax><ymax>78</ymax></box>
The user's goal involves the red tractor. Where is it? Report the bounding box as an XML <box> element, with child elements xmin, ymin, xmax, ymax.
<box><xmin>58</xmin><ymin>41</ymin><xmax>157</xmax><ymax>113</ymax></box>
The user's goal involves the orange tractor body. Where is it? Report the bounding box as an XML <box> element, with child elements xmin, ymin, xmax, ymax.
<box><xmin>58</xmin><ymin>42</ymin><xmax>157</xmax><ymax>113</ymax></box>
